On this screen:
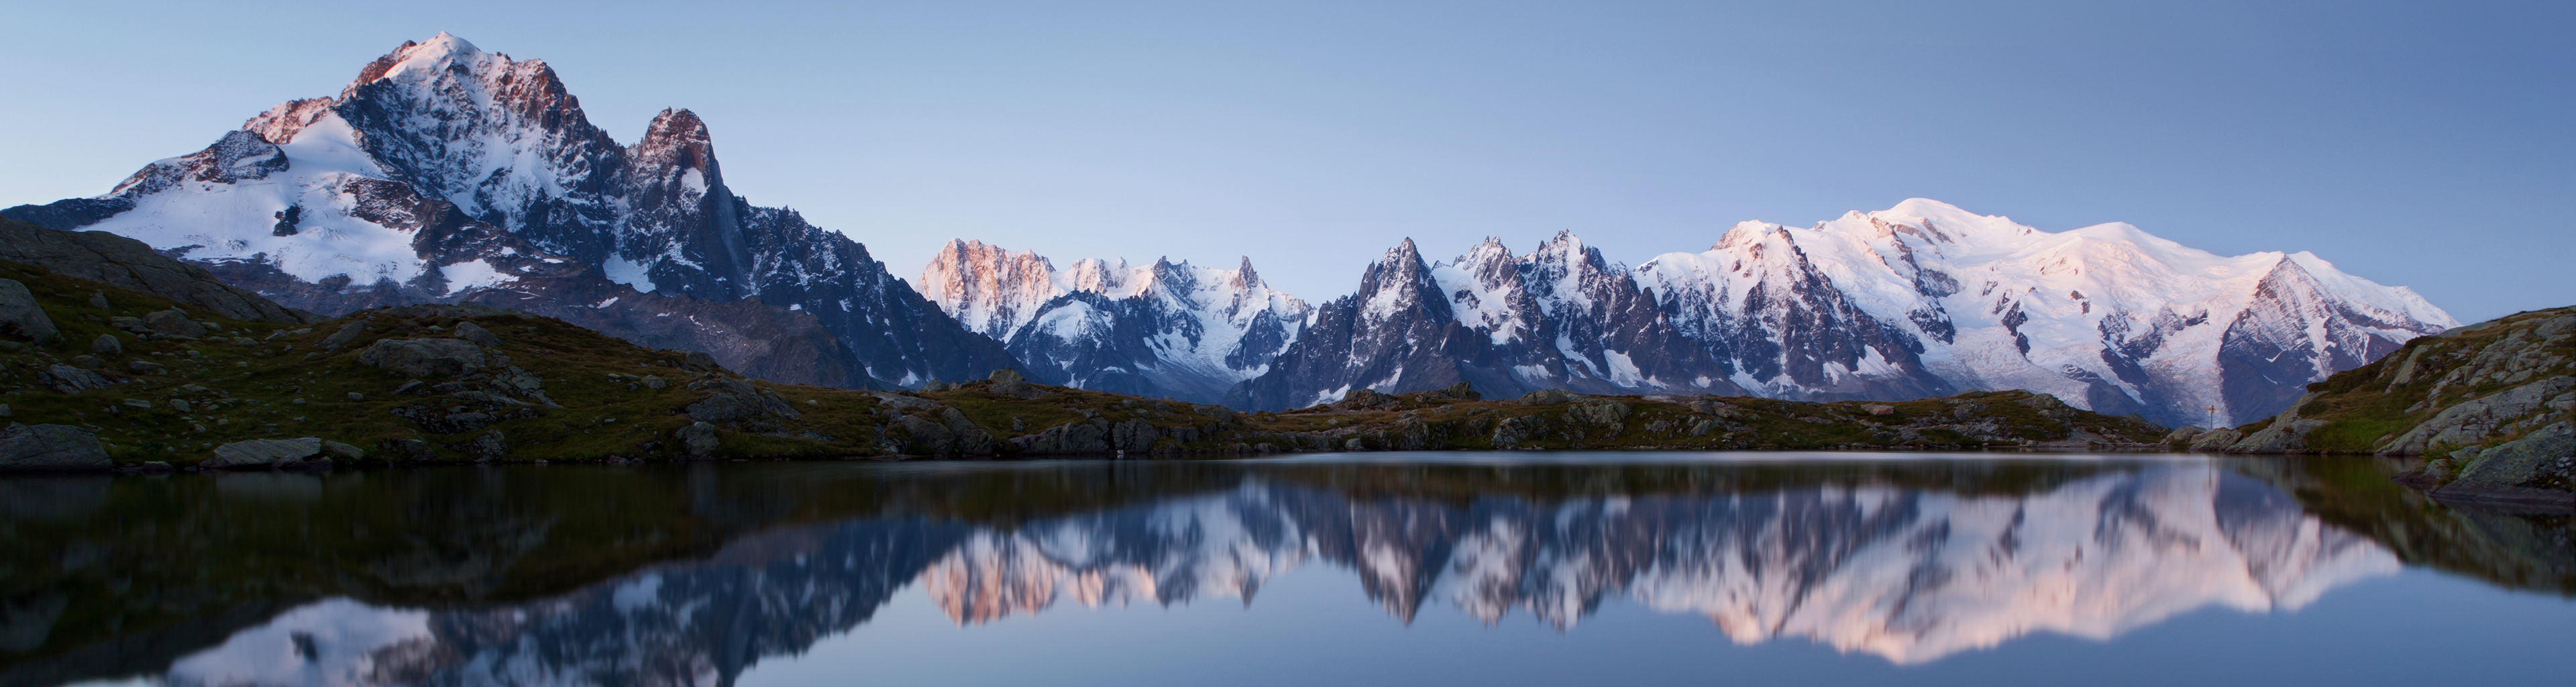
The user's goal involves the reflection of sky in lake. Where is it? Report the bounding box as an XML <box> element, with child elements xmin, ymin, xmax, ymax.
<box><xmin>100</xmin><ymin>458</ymin><xmax>2574</xmax><ymax>687</ymax></box>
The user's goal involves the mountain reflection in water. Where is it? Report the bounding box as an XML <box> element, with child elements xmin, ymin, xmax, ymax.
<box><xmin>3</xmin><ymin>454</ymin><xmax>2569</xmax><ymax>687</ymax></box>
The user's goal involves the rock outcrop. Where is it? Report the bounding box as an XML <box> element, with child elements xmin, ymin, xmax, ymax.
<box><xmin>2223</xmin><ymin>306</ymin><xmax>2573</xmax><ymax>505</ymax></box>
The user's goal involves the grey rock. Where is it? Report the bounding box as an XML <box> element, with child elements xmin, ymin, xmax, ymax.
<box><xmin>2188</xmin><ymin>428</ymin><xmax>2244</xmax><ymax>452</ymax></box>
<box><xmin>462</xmin><ymin>430</ymin><xmax>508</xmax><ymax>462</ymax></box>
<box><xmin>319</xmin><ymin>321</ymin><xmax>368</xmax><ymax>350</ymax></box>
<box><xmin>2229</xmin><ymin>418</ymin><xmax>2326</xmax><ymax>453</ymax></box>
<box><xmin>141</xmin><ymin>309</ymin><xmax>205</xmax><ymax>338</ymax></box>
<box><xmin>90</xmin><ymin>334</ymin><xmax>121</xmax><ymax>355</ymax></box>
<box><xmin>170</xmin><ymin>399</ymin><xmax>191</xmax><ymax>413</ymax></box>
<box><xmin>989</xmin><ymin>379</ymin><xmax>1051</xmax><ymax>399</ymax></box>
<box><xmin>203</xmin><ymin>437</ymin><xmax>322</xmax><ymax>469</ymax></box>
<box><xmin>988</xmin><ymin>368</ymin><xmax>1025</xmax><ymax>382</ymax></box>
<box><xmin>452</xmin><ymin>321</ymin><xmax>502</xmax><ymax>347</ymax></box>
<box><xmin>356</xmin><ymin>337</ymin><xmax>487</xmax><ymax>377</ymax></box>
<box><xmin>679</xmin><ymin>350</ymin><xmax>718</xmax><ymax>370</ymax></box>
<box><xmin>1569</xmin><ymin>401</ymin><xmax>1630</xmax><ymax>427</ymax></box>
<box><xmin>685</xmin><ymin>379</ymin><xmax>800</xmax><ymax>422</ymax></box>
<box><xmin>0</xmin><ymin>425</ymin><xmax>109</xmax><ymax>470</ymax></box>
<box><xmin>2447</xmin><ymin>421</ymin><xmax>2575</xmax><ymax>490</ymax></box>
<box><xmin>127</xmin><ymin>360</ymin><xmax>164</xmax><ymax>375</ymax></box>
<box><xmin>1519</xmin><ymin>388</ymin><xmax>1573</xmax><ymax>407</ymax></box>
<box><xmin>0</xmin><ymin>279</ymin><xmax>58</xmax><ymax>342</ymax></box>
<box><xmin>896</xmin><ymin>415</ymin><xmax>955</xmax><ymax>454</ymax></box>
<box><xmin>865</xmin><ymin>391</ymin><xmax>941</xmax><ymax>410</ymax></box>
<box><xmin>346</xmin><ymin>392</ymin><xmax>364</xmax><ymax>401</ymax></box>
<box><xmin>39</xmin><ymin>365</ymin><xmax>111</xmax><ymax>394</ymax></box>
<box><xmin>121</xmin><ymin>399</ymin><xmax>150</xmax><ymax>410</ymax></box>
<box><xmin>1009</xmin><ymin>421</ymin><xmax>1110</xmax><ymax>455</ymax></box>
<box><xmin>676</xmin><ymin>422</ymin><xmax>720</xmax><ymax>456</ymax></box>
<box><xmin>72</xmin><ymin>355</ymin><xmax>101</xmax><ymax>369</ymax></box>
<box><xmin>87</xmin><ymin>290</ymin><xmax>108</xmax><ymax>310</ymax></box>
<box><xmin>1491</xmin><ymin>415</ymin><xmax>1550</xmax><ymax>448</ymax></box>
<box><xmin>2162</xmin><ymin>425</ymin><xmax>2208</xmax><ymax>444</ymax></box>
<box><xmin>2384</xmin><ymin>376</ymin><xmax>2576</xmax><ymax>455</ymax></box>
<box><xmin>641</xmin><ymin>375</ymin><xmax>667</xmax><ymax>389</ymax></box>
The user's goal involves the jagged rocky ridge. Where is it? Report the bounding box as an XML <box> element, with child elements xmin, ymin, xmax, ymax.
<box><xmin>2171</xmin><ymin>306</ymin><xmax>2573</xmax><ymax>506</ymax></box>
<box><xmin>1226</xmin><ymin>200</ymin><xmax>2455</xmax><ymax>427</ymax></box>
<box><xmin>1</xmin><ymin>34</ymin><xmax>1014</xmax><ymax>389</ymax></box>
<box><xmin>123</xmin><ymin>464</ymin><xmax>2392</xmax><ymax>686</ymax></box>
<box><xmin>919</xmin><ymin>240</ymin><xmax>1308</xmax><ymax>403</ymax></box>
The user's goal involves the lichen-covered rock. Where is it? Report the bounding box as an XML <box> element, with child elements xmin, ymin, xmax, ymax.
<box><xmin>0</xmin><ymin>424</ymin><xmax>109</xmax><ymax>470</ymax></box>
<box><xmin>2383</xmin><ymin>376</ymin><xmax>2576</xmax><ymax>455</ymax></box>
<box><xmin>203</xmin><ymin>437</ymin><xmax>323</xmax><ymax>469</ymax></box>
<box><xmin>0</xmin><ymin>278</ymin><xmax>59</xmax><ymax>342</ymax></box>
<box><xmin>2445</xmin><ymin>421</ymin><xmax>2574</xmax><ymax>491</ymax></box>
<box><xmin>356</xmin><ymin>337</ymin><xmax>487</xmax><ymax>377</ymax></box>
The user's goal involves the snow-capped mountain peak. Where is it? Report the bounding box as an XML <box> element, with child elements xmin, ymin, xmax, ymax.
<box><xmin>921</xmin><ymin>240</ymin><xmax>1310</xmax><ymax>401</ymax></box>
<box><xmin>5</xmin><ymin>34</ymin><xmax>1020</xmax><ymax>389</ymax></box>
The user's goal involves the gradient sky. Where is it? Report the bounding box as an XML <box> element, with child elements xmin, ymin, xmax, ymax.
<box><xmin>2</xmin><ymin>1</ymin><xmax>2566</xmax><ymax>322</ymax></box>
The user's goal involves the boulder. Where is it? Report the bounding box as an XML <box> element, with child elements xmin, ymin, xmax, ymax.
<box><xmin>322</xmin><ymin>440</ymin><xmax>365</xmax><ymax>460</ymax></box>
<box><xmin>685</xmin><ymin>379</ymin><xmax>800</xmax><ymax>422</ymax></box>
<box><xmin>1518</xmin><ymin>388</ymin><xmax>1573</xmax><ymax>407</ymax></box>
<box><xmin>141</xmin><ymin>309</ymin><xmax>205</xmax><ymax>338</ymax></box>
<box><xmin>0</xmin><ymin>424</ymin><xmax>109</xmax><ymax>470</ymax></box>
<box><xmin>676</xmin><ymin>422</ymin><xmax>720</xmax><ymax>456</ymax></box>
<box><xmin>0</xmin><ymin>278</ymin><xmax>58</xmax><ymax>342</ymax></box>
<box><xmin>452</xmin><ymin>321</ymin><xmax>502</xmax><ymax>347</ymax></box>
<box><xmin>2229</xmin><ymin>419</ymin><xmax>2326</xmax><ymax>453</ymax></box>
<box><xmin>38</xmin><ymin>365</ymin><xmax>111</xmax><ymax>394</ymax></box>
<box><xmin>2445</xmin><ymin>421</ymin><xmax>2575</xmax><ymax>491</ymax></box>
<box><xmin>356</xmin><ymin>338</ymin><xmax>488</xmax><ymax>377</ymax></box>
<box><xmin>988</xmin><ymin>368</ymin><xmax>1026</xmax><ymax>383</ymax></box>
<box><xmin>2188</xmin><ymin>428</ymin><xmax>2243</xmax><ymax>452</ymax></box>
<box><xmin>2162</xmin><ymin>426</ymin><xmax>2208</xmax><ymax>444</ymax></box>
<box><xmin>203</xmin><ymin>437</ymin><xmax>323</xmax><ymax>469</ymax></box>
<box><xmin>319</xmin><ymin>321</ymin><xmax>368</xmax><ymax>350</ymax></box>
<box><xmin>2383</xmin><ymin>376</ymin><xmax>2576</xmax><ymax>455</ymax></box>
<box><xmin>1570</xmin><ymin>401</ymin><xmax>1631</xmax><ymax>427</ymax></box>
<box><xmin>90</xmin><ymin>334</ymin><xmax>121</xmax><ymax>355</ymax></box>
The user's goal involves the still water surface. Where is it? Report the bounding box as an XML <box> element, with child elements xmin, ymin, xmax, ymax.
<box><xmin>4</xmin><ymin>452</ymin><xmax>2571</xmax><ymax>686</ymax></box>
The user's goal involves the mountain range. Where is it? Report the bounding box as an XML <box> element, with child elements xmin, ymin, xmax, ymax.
<box><xmin>4</xmin><ymin>34</ymin><xmax>2456</xmax><ymax>425</ymax></box>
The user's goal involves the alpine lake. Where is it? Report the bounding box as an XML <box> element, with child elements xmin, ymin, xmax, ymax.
<box><xmin>4</xmin><ymin>450</ymin><xmax>2569</xmax><ymax>687</ymax></box>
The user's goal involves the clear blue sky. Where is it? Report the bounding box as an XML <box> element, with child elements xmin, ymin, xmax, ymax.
<box><xmin>2</xmin><ymin>1</ymin><xmax>2566</xmax><ymax>322</ymax></box>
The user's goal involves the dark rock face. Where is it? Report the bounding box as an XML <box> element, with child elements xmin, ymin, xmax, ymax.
<box><xmin>0</xmin><ymin>34</ymin><xmax>1016</xmax><ymax>390</ymax></box>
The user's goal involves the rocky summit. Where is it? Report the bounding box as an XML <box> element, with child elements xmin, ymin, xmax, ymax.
<box><xmin>1</xmin><ymin>34</ymin><xmax>1012</xmax><ymax>390</ymax></box>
